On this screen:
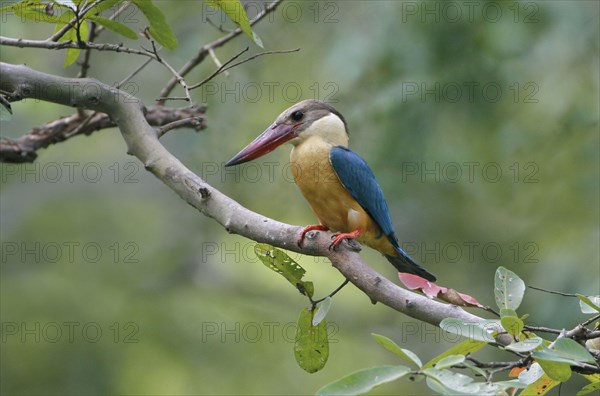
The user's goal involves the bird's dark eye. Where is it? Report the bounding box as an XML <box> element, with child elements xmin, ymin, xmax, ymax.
<box><xmin>291</xmin><ymin>111</ymin><xmax>303</xmax><ymax>121</ymax></box>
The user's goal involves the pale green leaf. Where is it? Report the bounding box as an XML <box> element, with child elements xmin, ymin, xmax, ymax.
<box><xmin>505</xmin><ymin>337</ymin><xmax>543</xmax><ymax>353</ymax></box>
<box><xmin>294</xmin><ymin>308</ymin><xmax>328</xmax><ymax>373</ymax></box>
<box><xmin>439</xmin><ymin>318</ymin><xmax>498</xmax><ymax>343</ymax></box>
<box><xmin>434</xmin><ymin>354</ymin><xmax>465</xmax><ymax>370</ymax></box>
<box><xmin>423</xmin><ymin>339</ymin><xmax>487</xmax><ymax>369</ymax></box>
<box><xmin>371</xmin><ymin>333</ymin><xmax>422</xmax><ymax>368</ymax></box>
<box><xmin>577</xmin><ymin>294</ymin><xmax>600</xmax><ymax>314</ymax></box>
<box><xmin>532</xmin><ymin>338</ymin><xmax>596</xmax><ymax>366</ymax></box>
<box><xmin>424</xmin><ymin>368</ymin><xmax>525</xmax><ymax>395</ymax></box>
<box><xmin>494</xmin><ymin>266</ymin><xmax>526</xmax><ymax>310</ymax></box>
<box><xmin>312</xmin><ymin>297</ymin><xmax>331</xmax><ymax>326</ymax></box>
<box><xmin>316</xmin><ymin>365</ymin><xmax>411</xmax><ymax>396</ymax></box>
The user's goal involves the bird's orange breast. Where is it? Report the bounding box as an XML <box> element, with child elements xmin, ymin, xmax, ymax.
<box><xmin>290</xmin><ymin>137</ymin><xmax>396</xmax><ymax>256</ymax></box>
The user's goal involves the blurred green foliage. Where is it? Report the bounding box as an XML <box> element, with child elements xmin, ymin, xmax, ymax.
<box><xmin>0</xmin><ymin>1</ymin><xmax>598</xmax><ymax>395</ymax></box>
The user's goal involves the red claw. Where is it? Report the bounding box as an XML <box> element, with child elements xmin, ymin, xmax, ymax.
<box><xmin>329</xmin><ymin>229</ymin><xmax>362</xmax><ymax>250</ymax></box>
<box><xmin>298</xmin><ymin>224</ymin><xmax>329</xmax><ymax>247</ymax></box>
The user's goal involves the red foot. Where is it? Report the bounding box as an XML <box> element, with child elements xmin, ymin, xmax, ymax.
<box><xmin>298</xmin><ymin>224</ymin><xmax>329</xmax><ymax>247</ymax></box>
<box><xmin>329</xmin><ymin>229</ymin><xmax>362</xmax><ymax>251</ymax></box>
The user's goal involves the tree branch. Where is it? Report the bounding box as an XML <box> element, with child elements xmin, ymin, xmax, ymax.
<box><xmin>0</xmin><ymin>62</ymin><xmax>505</xmax><ymax>340</ymax></box>
<box><xmin>0</xmin><ymin>105</ymin><xmax>206</xmax><ymax>163</ymax></box>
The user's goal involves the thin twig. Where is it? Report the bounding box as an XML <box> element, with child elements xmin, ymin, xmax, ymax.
<box><xmin>208</xmin><ymin>48</ymin><xmax>229</xmax><ymax>77</ymax></box>
<box><xmin>157</xmin><ymin>117</ymin><xmax>204</xmax><ymax>138</ymax></box>
<box><xmin>527</xmin><ymin>285</ymin><xmax>578</xmax><ymax>297</ymax></box>
<box><xmin>0</xmin><ymin>37</ymin><xmax>160</xmax><ymax>60</ymax></box>
<box><xmin>157</xmin><ymin>0</ymin><xmax>283</xmax><ymax>103</ymax></box>
<box><xmin>523</xmin><ymin>325</ymin><xmax>562</xmax><ymax>335</ymax></box>
<box><xmin>222</xmin><ymin>48</ymin><xmax>300</xmax><ymax>74</ymax></box>
<box><xmin>47</xmin><ymin>0</ymin><xmax>102</xmax><ymax>42</ymax></box>
<box><xmin>189</xmin><ymin>46</ymin><xmax>250</xmax><ymax>90</ymax></box>
<box><xmin>582</xmin><ymin>314</ymin><xmax>600</xmax><ymax>327</ymax></box>
<box><xmin>145</xmin><ymin>41</ymin><xmax>193</xmax><ymax>105</ymax></box>
<box><xmin>311</xmin><ymin>278</ymin><xmax>350</xmax><ymax>306</ymax></box>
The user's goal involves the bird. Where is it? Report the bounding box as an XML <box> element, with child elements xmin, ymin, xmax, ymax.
<box><xmin>225</xmin><ymin>100</ymin><xmax>436</xmax><ymax>282</ymax></box>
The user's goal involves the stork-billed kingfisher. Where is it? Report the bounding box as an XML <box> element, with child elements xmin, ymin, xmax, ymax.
<box><xmin>225</xmin><ymin>100</ymin><xmax>436</xmax><ymax>282</ymax></box>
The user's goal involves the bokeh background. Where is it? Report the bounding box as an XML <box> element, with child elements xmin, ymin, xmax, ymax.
<box><xmin>1</xmin><ymin>1</ymin><xmax>598</xmax><ymax>395</ymax></box>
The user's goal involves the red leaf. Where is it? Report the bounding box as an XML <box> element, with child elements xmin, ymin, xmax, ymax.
<box><xmin>398</xmin><ymin>274</ymin><xmax>485</xmax><ymax>309</ymax></box>
<box><xmin>398</xmin><ymin>273</ymin><xmax>444</xmax><ymax>298</ymax></box>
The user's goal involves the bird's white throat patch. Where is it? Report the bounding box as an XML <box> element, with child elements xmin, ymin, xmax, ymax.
<box><xmin>299</xmin><ymin>113</ymin><xmax>348</xmax><ymax>147</ymax></box>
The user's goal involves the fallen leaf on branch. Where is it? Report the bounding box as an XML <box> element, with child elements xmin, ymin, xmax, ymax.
<box><xmin>398</xmin><ymin>273</ymin><xmax>486</xmax><ymax>309</ymax></box>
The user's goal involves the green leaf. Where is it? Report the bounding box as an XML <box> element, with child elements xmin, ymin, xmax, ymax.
<box><xmin>206</xmin><ymin>0</ymin><xmax>263</xmax><ymax>47</ymax></box>
<box><xmin>461</xmin><ymin>361</ymin><xmax>487</xmax><ymax>378</ymax></box>
<box><xmin>131</xmin><ymin>0</ymin><xmax>178</xmax><ymax>49</ymax></box>
<box><xmin>88</xmin><ymin>0</ymin><xmax>122</xmax><ymax>14</ymax></box>
<box><xmin>439</xmin><ymin>318</ymin><xmax>499</xmax><ymax>343</ymax></box>
<box><xmin>536</xmin><ymin>359</ymin><xmax>572</xmax><ymax>382</ymax></box>
<box><xmin>519</xmin><ymin>362</ymin><xmax>544</xmax><ymax>385</ymax></box>
<box><xmin>577</xmin><ymin>380</ymin><xmax>600</xmax><ymax>396</ymax></box>
<box><xmin>434</xmin><ymin>354</ymin><xmax>465</xmax><ymax>370</ymax></box>
<box><xmin>532</xmin><ymin>338</ymin><xmax>596</xmax><ymax>366</ymax></box>
<box><xmin>494</xmin><ymin>266</ymin><xmax>526</xmax><ymax>310</ymax></box>
<box><xmin>577</xmin><ymin>294</ymin><xmax>600</xmax><ymax>313</ymax></box>
<box><xmin>2</xmin><ymin>0</ymin><xmax>74</xmax><ymax>24</ymax></box>
<box><xmin>294</xmin><ymin>308</ymin><xmax>328</xmax><ymax>373</ymax></box>
<box><xmin>519</xmin><ymin>373</ymin><xmax>559</xmax><ymax>396</ymax></box>
<box><xmin>60</xmin><ymin>18</ymin><xmax>89</xmax><ymax>67</ymax></box>
<box><xmin>500</xmin><ymin>315</ymin><xmax>524</xmax><ymax>338</ymax></box>
<box><xmin>254</xmin><ymin>244</ymin><xmax>313</xmax><ymax>298</ymax></box>
<box><xmin>88</xmin><ymin>15</ymin><xmax>138</xmax><ymax>39</ymax></box>
<box><xmin>312</xmin><ymin>297</ymin><xmax>331</xmax><ymax>326</ymax></box>
<box><xmin>316</xmin><ymin>365</ymin><xmax>411</xmax><ymax>396</ymax></box>
<box><xmin>423</xmin><ymin>339</ymin><xmax>487</xmax><ymax>369</ymax></box>
<box><xmin>424</xmin><ymin>368</ymin><xmax>526</xmax><ymax>395</ymax></box>
<box><xmin>371</xmin><ymin>333</ymin><xmax>422</xmax><ymax>368</ymax></box>
<box><xmin>505</xmin><ymin>336</ymin><xmax>543</xmax><ymax>353</ymax></box>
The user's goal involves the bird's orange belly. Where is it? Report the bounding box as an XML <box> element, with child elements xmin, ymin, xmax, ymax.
<box><xmin>291</xmin><ymin>157</ymin><xmax>396</xmax><ymax>256</ymax></box>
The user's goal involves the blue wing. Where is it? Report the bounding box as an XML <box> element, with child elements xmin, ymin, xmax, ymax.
<box><xmin>330</xmin><ymin>146</ymin><xmax>437</xmax><ymax>282</ymax></box>
<box><xmin>329</xmin><ymin>146</ymin><xmax>400</xmax><ymax>248</ymax></box>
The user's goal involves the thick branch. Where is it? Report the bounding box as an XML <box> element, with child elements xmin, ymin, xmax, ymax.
<box><xmin>0</xmin><ymin>105</ymin><xmax>206</xmax><ymax>163</ymax></box>
<box><xmin>0</xmin><ymin>61</ymin><xmax>502</xmax><ymax>338</ymax></box>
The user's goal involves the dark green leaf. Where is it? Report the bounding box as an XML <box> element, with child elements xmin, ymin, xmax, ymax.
<box><xmin>206</xmin><ymin>0</ymin><xmax>263</xmax><ymax>47</ymax></box>
<box><xmin>294</xmin><ymin>308</ymin><xmax>328</xmax><ymax>373</ymax></box>
<box><xmin>312</xmin><ymin>297</ymin><xmax>331</xmax><ymax>326</ymax></box>
<box><xmin>131</xmin><ymin>0</ymin><xmax>178</xmax><ymax>49</ymax></box>
<box><xmin>371</xmin><ymin>333</ymin><xmax>422</xmax><ymax>368</ymax></box>
<box><xmin>316</xmin><ymin>365</ymin><xmax>411</xmax><ymax>396</ymax></box>
<box><xmin>494</xmin><ymin>266</ymin><xmax>525</xmax><ymax>310</ymax></box>
<box><xmin>254</xmin><ymin>244</ymin><xmax>313</xmax><ymax>297</ymax></box>
<box><xmin>88</xmin><ymin>15</ymin><xmax>138</xmax><ymax>39</ymax></box>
